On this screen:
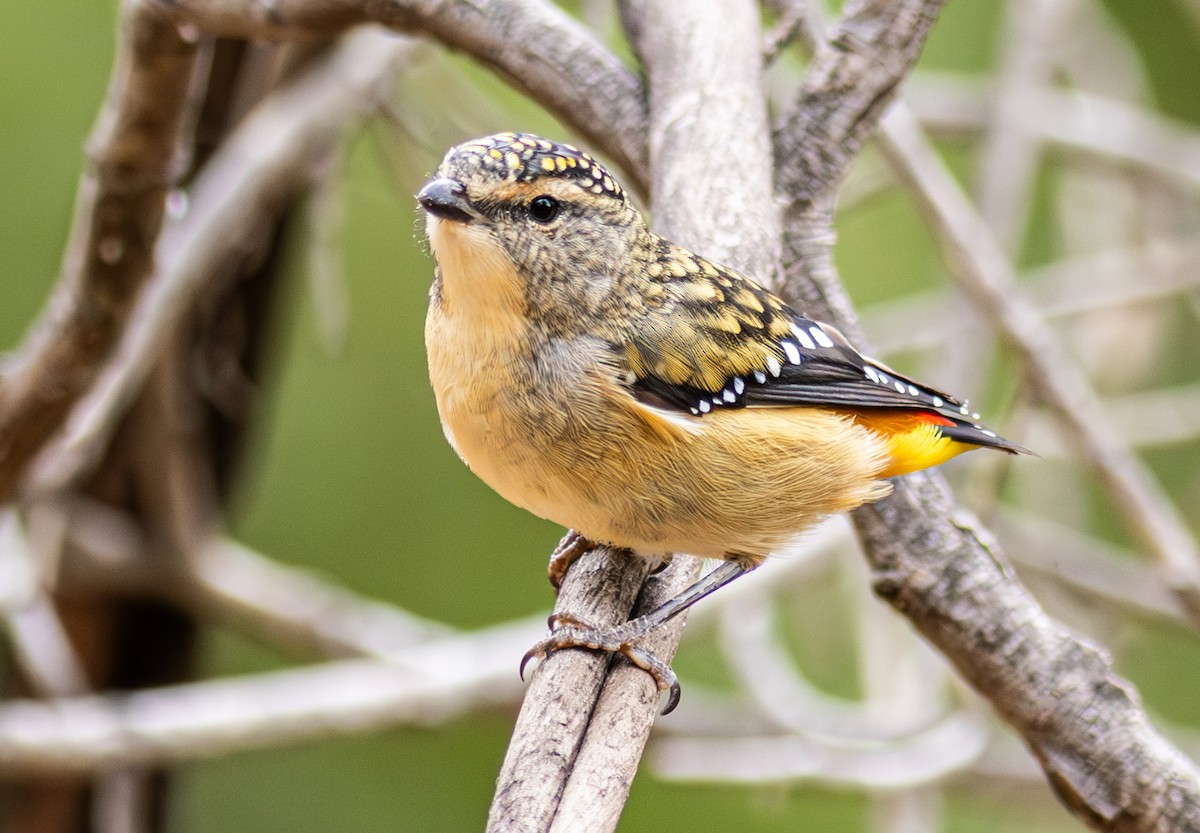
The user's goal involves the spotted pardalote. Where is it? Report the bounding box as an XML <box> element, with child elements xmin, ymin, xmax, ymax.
<box><xmin>417</xmin><ymin>131</ymin><xmax>1028</xmax><ymax>712</ymax></box>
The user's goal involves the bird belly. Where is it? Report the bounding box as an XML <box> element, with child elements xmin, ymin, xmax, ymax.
<box><xmin>428</xmin><ymin>312</ymin><xmax>892</xmax><ymax>560</ymax></box>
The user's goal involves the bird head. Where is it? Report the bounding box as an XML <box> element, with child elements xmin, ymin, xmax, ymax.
<box><xmin>417</xmin><ymin>132</ymin><xmax>645</xmax><ymax>333</ymax></box>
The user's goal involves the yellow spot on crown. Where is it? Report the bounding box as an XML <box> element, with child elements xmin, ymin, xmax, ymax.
<box><xmin>541</xmin><ymin>157</ymin><xmax>556</xmax><ymax>171</ymax></box>
<box><xmin>488</xmin><ymin>148</ymin><xmax>503</xmax><ymax>159</ymax></box>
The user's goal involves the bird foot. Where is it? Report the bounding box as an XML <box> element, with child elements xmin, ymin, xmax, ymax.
<box><xmin>519</xmin><ymin>612</ymin><xmax>682</xmax><ymax>714</ymax></box>
<box><xmin>547</xmin><ymin>530</ymin><xmax>595</xmax><ymax>591</ymax></box>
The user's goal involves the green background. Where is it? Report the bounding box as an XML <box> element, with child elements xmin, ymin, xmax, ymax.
<box><xmin>2</xmin><ymin>1</ymin><xmax>1199</xmax><ymax>830</ymax></box>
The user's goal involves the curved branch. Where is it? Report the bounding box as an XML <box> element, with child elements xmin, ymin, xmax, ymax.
<box><xmin>24</xmin><ymin>26</ymin><xmax>416</xmax><ymax>496</ymax></box>
<box><xmin>0</xmin><ymin>0</ymin><xmax>200</xmax><ymax>501</ymax></box>
<box><xmin>153</xmin><ymin>0</ymin><xmax>651</xmax><ymax>193</ymax></box>
<box><xmin>771</xmin><ymin>0</ymin><xmax>1200</xmax><ymax>829</ymax></box>
<box><xmin>0</xmin><ymin>617</ymin><xmax>538</xmax><ymax>775</ymax></box>
<box><xmin>877</xmin><ymin>102</ymin><xmax>1200</xmax><ymax>621</ymax></box>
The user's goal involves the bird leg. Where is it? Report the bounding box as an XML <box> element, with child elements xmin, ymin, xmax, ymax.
<box><xmin>521</xmin><ymin>559</ymin><xmax>755</xmax><ymax>714</ymax></box>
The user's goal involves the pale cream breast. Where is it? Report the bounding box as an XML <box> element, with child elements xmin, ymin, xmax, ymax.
<box><xmin>424</xmin><ymin>215</ymin><xmax>892</xmax><ymax>561</ymax></box>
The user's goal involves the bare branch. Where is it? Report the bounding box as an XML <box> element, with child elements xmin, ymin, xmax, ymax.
<box><xmin>0</xmin><ymin>0</ymin><xmax>200</xmax><ymax>502</ymax></box>
<box><xmin>908</xmin><ymin>74</ymin><xmax>1200</xmax><ymax>194</ymax></box>
<box><xmin>486</xmin><ymin>547</ymin><xmax>649</xmax><ymax>833</ymax></box>
<box><xmin>0</xmin><ymin>616</ymin><xmax>539</xmax><ymax>775</ymax></box>
<box><xmin>153</xmin><ymin>0</ymin><xmax>652</xmax><ymax>192</ymax></box>
<box><xmin>862</xmin><ymin>241</ymin><xmax>1200</xmax><ymax>357</ymax></box>
<box><xmin>769</xmin><ymin>1</ymin><xmax>1200</xmax><ymax>828</ymax></box>
<box><xmin>24</xmin><ymin>28</ymin><xmax>416</xmax><ymax>497</ymax></box>
<box><xmin>49</xmin><ymin>496</ymin><xmax>455</xmax><ymax>661</ymax></box>
<box><xmin>997</xmin><ymin>510</ymin><xmax>1194</xmax><ymax>628</ymax></box>
<box><xmin>974</xmin><ymin>0</ymin><xmax>1074</xmax><ymax>254</ymax></box>
<box><xmin>774</xmin><ymin>0</ymin><xmax>947</xmax><ymax>336</ymax></box>
<box><xmin>876</xmin><ymin>102</ymin><xmax>1200</xmax><ymax>624</ymax></box>
<box><xmin>855</xmin><ymin>476</ymin><xmax>1200</xmax><ymax>830</ymax></box>
<box><xmin>649</xmin><ymin>710</ymin><xmax>990</xmax><ymax>789</ymax></box>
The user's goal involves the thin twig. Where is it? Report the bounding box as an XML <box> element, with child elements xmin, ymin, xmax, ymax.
<box><xmin>876</xmin><ymin>101</ymin><xmax>1200</xmax><ymax>624</ymax></box>
<box><xmin>0</xmin><ymin>615</ymin><xmax>539</xmax><ymax>775</ymax></box>
<box><xmin>771</xmin><ymin>1</ymin><xmax>1200</xmax><ymax>828</ymax></box>
<box><xmin>907</xmin><ymin>74</ymin><xmax>1200</xmax><ymax>193</ymax></box>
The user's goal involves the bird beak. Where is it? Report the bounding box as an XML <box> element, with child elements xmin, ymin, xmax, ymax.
<box><xmin>416</xmin><ymin>178</ymin><xmax>483</xmax><ymax>223</ymax></box>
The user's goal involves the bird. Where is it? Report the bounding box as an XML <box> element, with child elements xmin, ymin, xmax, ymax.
<box><xmin>416</xmin><ymin>131</ymin><xmax>1029</xmax><ymax>713</ymax></box>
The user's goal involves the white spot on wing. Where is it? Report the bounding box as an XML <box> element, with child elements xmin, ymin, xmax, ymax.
<box><xmin>791</xmin><ymin>324</ymin><xmax>816</xmax><ymax>350</ymax></box>
<box><xmin>781</xmin><ymin>340</ymin><xmax>802</xmax><ymax>365</ymax></box>
<box><xmin>766</xmin><ymin>356</ymin><xmax>782</xmax><ymax>377</ymax></box>
<box><xmin>810</xmin><ymin>325</ymin><xmax>835</xmax><ymax>348</ymax></box>
<box><xmin>753</xmin><ymin>370</ymin><xmax>767</xmax><ymax>384</ymax></box>
<box><xmin>733</xmin><ymin>376</ymin><xmax>745</xmax><ymax>394</ymax></box>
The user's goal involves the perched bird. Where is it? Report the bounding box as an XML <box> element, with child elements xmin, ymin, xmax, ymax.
<box><xmin>417</xmin><ymin>131</ymin><xmax>1028</xmax><ymax>713</ymax></box>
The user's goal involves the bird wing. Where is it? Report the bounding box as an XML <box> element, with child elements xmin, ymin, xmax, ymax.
<box><xmin>615</xmin><ymin>243</ymin><xmax>1028</xmax><ymax>455</ymax></box>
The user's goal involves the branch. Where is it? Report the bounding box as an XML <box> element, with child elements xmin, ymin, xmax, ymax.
<box><xmin>0</xmin><ymin>616</ymin><xmax>540</xmax><ymax>775</ymax></box>
<box><xmin>23</xmin><ymin>27</ymin><xmax>416</xmax><ymax>496</ymax></box>
<box><xmin>907</xmin><ymin>75</ymin><xmax>1200</xmax><ymax>194</ymax></box>
<box><xmin>770</xmin><ymin>0</ymin><xmax>1200</xmax><ymax>829</ymax></box>
<box><xmin>0</xmin><ymin>0</ymin><xmax>200</xmax><ymax>501</ymax></box>
<box><xmin>876</xmin><ymin>102</ymin><xmax>1200</xmax><ymax>624</ymax></box>
<box><xmin>153</xmin><ymin>0</ymin><xmax>651</xmax><ymax>194</ymax></box>
<box><xmin>855</xmin><ymin>477</ymin><xmax>1200</xmax><ymax>829</ymax></box>
<box><xmin>773</xmin><ymin>0</ymin><xmax>948</xmax><ymax>327</ymax></box>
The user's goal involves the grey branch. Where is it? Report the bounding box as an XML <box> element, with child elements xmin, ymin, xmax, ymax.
<box><xmin>770</xmin><ymin>0</ymin><xmax>1200</xmax><ymax>829</ymax></box>
<box><xmin>0</xmin><ymin>617</ymin><xmax>538</xmax><ymax>775</ymax></box>
<box><xmin>152</xmin><ymin>0</ymin><xmax>651</xmax><ymax>193</ymax></box>
<box><xmin>489</xmin><ymin>0</ymin><xmax>779</xmax><ymax>829</ymax></box>
<box><xmin>0</xmin><ymin>0</ymin><xmax>200</xmax><ymax>501</ymax></box>
<box><xmin>876</xmin><ymin>102</ymin><xmax>1200</xmax><ymax>624</ymax></box>
<box><xmin>25</xmin><ymin>27</ymin><xmax>417</xmax><ymax>497</ymax></box>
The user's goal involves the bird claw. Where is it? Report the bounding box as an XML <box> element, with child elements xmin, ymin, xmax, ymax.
<box><xmin>519</xmin><ymin>613</ymin><xmax>683</xmax><ymax>714</ymax></box>
<box><xmin>547</xmin><ymin>530</ymin><xmax>594</xmax><ymax>591</ymax></box>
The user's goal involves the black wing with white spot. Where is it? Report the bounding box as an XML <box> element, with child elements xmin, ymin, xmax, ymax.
<box><xmin>632</xmin><ymin>314</ymin><xmax>1028</xmax><ymax>454</ymax></box>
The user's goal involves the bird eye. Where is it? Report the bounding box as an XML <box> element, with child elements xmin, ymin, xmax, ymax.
<box><xmin>528</xmin><ymin>195</ymin><xmax>560</xmax><ymax>223</ymax></box>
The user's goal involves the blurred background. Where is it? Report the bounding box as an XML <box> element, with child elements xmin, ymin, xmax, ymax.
<box><xmin>2</xmin><ymin>1</ymin><xmax>1199</xmax><ymax>831</ymax></box>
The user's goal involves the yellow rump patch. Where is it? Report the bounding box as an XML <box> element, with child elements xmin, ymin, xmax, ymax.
<box><xmin>852</xmin><ymin>412</ymin><xmax>976</xmax><ymax>478</ymax></box>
